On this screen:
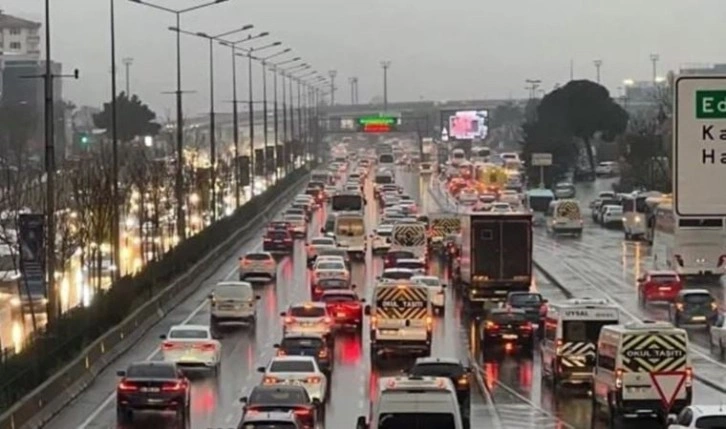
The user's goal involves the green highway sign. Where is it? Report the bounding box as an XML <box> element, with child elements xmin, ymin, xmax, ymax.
<box><xmin>356</xmin><ymin>114</ymin><xmax>398</xmax><ymax>125</ymax></box>
<box><xmin>674</xmin><ymin>75</ymin><xmax>726</xmax><ymax>216</ymax></box>
<box><xmin>355</xmin><ymin>114</ymin><xmax>400</xmax><ymax>133</ymax></box>
<box><xmin>696</xmin><ymin>90</ymin><xmax>726</xmax><ymax>118</ymax></box>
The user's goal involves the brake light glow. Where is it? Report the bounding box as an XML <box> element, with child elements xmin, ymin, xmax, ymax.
<box><xmin>195</xmin><ymin>343</ymin><xmax>216</xmax><ymax>352</ymax></box>
<box><xmin>294</xmin><ymin>408</ymin><xmax>311</xmax><ymax>416</ymax></box>
<box><xmin>277</xmin><ymin>350</ymin><xmax>286</xmax><ymax>356</ymax></box>
<box><xmin>676</xmin><ymin>303</ymin><xmax>684</xmax><ymax>311</ymax></box>
<box><xmin>323</xmin><ymin>317</ymin><xmax>332</xmax><ymax>324</ymax></box>
<box><xmin>371</xmin><ymin>316</ymin><xmax>378</xmax><ymax>329</ymax></box>
<box><xmin>485</xmin><ymin>321</ymin><xmax>498</xmax><ymax>330</ymax></box>
<box><xmin>426</xmin><ymin>316</ymin><xmax>433</xmax><ymax>330</ymax></box>
<box><xmin>307</xmin><ymin>376</ymin><xmax>321</xmax><ymax>384</ymax></box>
<box><xmin>520</xmin><ymin>322</ymin><xmax>533</xmax><ymax>331</ymax></box>
<box><xmin>162</xmin><ymin>381</ymin><xmax>184</xmax><ymax>391</ymax></box>
<box><xmin>457</xmin><ymin>376</ymin><xmax>469</xmax><ymax>386</ymax></box>
<box><xmin>555</xmin><ymin>338</ymin><xmax>563</xmax><ymax>355</ymax></box>
<box><xmin>319</xmin><ymin>349</ymin><xmax>328</xmax><ymax>358</ymax></box>
<box><xmin>685</xmin><ymin>367</ymin><xmax>693</xmax><ymax>387</ymax></box>
<box><xmin>263</xmin><ymin>376</ymin><xmax>279</xmax><ymax>384</ymax></box>
<box><xmin>284</xmin><ymin>316</ymin><xmax>295</xmax><ymax>324</ymax></box>
<box><xmin>162</xmin><ymin>342</ymin><xmax>176</xmax><ymax>351</ymax></box>
<box><xmin>615</xmin><ymin>368</ymin><xmax>623</xmax><ymax>389</ymax></box>
<box><xmin>118</xmin><ymin>381</ymin><xmax>138</xmax><ymax>391</ymax></box>
<box><xmin>242</xmin><ymin>260</ymin><xmax>252</xmax><ymax>266</ymax></box>
<box><xmin>720</xmin><ymin>255</ymin><xmax>726</xmax><ymax>267</ymax></box>
<box><xmin>314</xmin><ymin>288</ymin><xmax>323</xmax><ymax>295</ymax></box>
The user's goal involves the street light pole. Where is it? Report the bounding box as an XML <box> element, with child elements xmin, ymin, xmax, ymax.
<box><xmin>110</xmin><ymin>0</ymin><xmax>120</xmax><ymax>281</ymax></box>
<box><xmin>594</xmin><ymin>59</ymin><xmax>602</xmax><ymax>84</ymax></box>
<box><xmin>208</xmin><ymin>37</ymin><xmax>217</xmax><ymax>220</ymax></box>
<box><xmin>268</xmin><ymin>57</ymin><xmax>300</xmax><ymax>180</ymax></box>
<box><xmin>128</xmin><ymin>0</ymin><xmax>230</xmax><ymax>239</ymax></box>
<box><xmin>247</xmin><ymin>51</ymin><xmax>255</xmax><ymax>196</ymax></box>
<box><xmin>261</xmin><ymin>60</ymin><xmax>269</xmax><ymax>185</ymax></box>
<box><xmin>44</xmin><ymin>0</ymin><xmax>57</xmax><ymax>321</ymax></box>
<box><xmin>381</xmin><ymin>60</ymin><xmax>391</xmax><ymax>110</ymax></box>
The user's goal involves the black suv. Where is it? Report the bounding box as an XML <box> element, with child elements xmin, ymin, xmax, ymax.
<box><xmin>274</xmin><ymin>333</ymin><xmax>333</xmax><ymax>375</ymax></box>
<box><xmin>408</xmin><ymin>357</ymin><xmax>471</xmax><ymax>428</ymax></box>
<box><xmin>240</xmin><ymin>385</ymin><xmax>320</xmax><ymax>429</ymax></box>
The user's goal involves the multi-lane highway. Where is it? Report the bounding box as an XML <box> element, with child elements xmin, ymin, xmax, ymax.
<box><xmin>44</xmin><ymin>165</ymin><xmax>498</xmax><ymax>429</ymax></box>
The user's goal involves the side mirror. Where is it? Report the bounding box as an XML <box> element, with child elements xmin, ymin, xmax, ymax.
<box><xmin>256</xmin><ymin>366</ymin><xmax>266</xmax><ymax>373</ymax></box>
<box><xmin>466</xmin><ymin>367</ymin><xmax>472</xmax><ymax>373</ymax></box>
<box><xmin>116</xmin><ymin>370</ymin><xmax>126</xmax><ymax>377</ymax></box>
<box><xmin>441</xmin><ymin>283</ymin><xmax>447</xmax><ymax>288</ymax></box>
<box><xmin>280</xmin><ymin>311</ymin><xmax>286</xmax><ymax>317</ymax></box>
<box><xmin>273</xmin><ymin>343</ymin><xmax>280</xmax><ymax>348</ymax></box>
<box><xmin>351</xmin><ymin>284</ymin><xmax>357</xmax><ymax>290</ymax></box>
<box><xmin>240</xmin><ymin>396</ymin><xmax>248</xmax><ymax>403</ymax></box>
<box><xmin>312</xmin><ymin>398</ymin><xmax>322</xmax><ymax>405</ymax></box>
<box><xmin>207</xmin><ymin>293</ymin><xmax>213</xmax><ymax>299</ymax></box>
<box><xmin>255</xmin><ymin>295</ymin><xmax>261</xmax><ymax>300</ymax></box>
<box><xmin>320</xmin><ymin>228</ymin><xmax>325</xmax><ymax>233</ymax></box>
<box><xmin>159</xmin><ymin>334</ymin><xmax>167</xmax><ymax>340</ymax></box>
<box><xmin>637</xmin><ymin>277</ymin><xmax>645</xmax><ymax>282</ymax></box>
<box><xmin>356</xmin><ymin>416</ymin><xmax>368</xmax><ymax>429</ymax></box>
<box><xmin>542</xmin><ymin>299</ymin><xmax>548</xmax><ymax>304</ymax></box>
<box><xmin>666</xmin><ymin>415</ymin><xmax>677</xmax><ymax>425</ymax></box>
<box><xmin>361</xmin><ymin>298</ymin><xmax>366</xmax><ymax>303</ymax></box>
<box><xmin>364</xmin><ymin>305</ymin><xmax>371</xmax><ymax>316</ymax></box>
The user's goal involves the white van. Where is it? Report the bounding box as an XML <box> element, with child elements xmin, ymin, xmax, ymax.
<box><xmin>357</xmin><ymin>376</ymin><xmax>464</xmax><ymax>429</ymax></box>
<box><xmin>541</xmin><ymin>298</ymin><xmax>619</xmax><ymax>388</ymax></box>
<box><xmin>390</xmin><ymin>221</ymin><xmax>427</xmax><ymax>260</ymax></box>
<box><xmin>592</xmin><ymin>321</ymin><xmax>692</xmax><ymax>424</ymax></box>
<box><xmin>209</xmin><ymin>281</ymin><xmax>260</xmax><ymax>330</ymax></box>
<box><xmin>545</xmin><ymin>200</ymin><xmax>583</xmax><ymax>236</ymax></box>
<box><xmin>334</xmin><ymin>212</ymin><xmax>366</xmax><ymax>260</ymax></box>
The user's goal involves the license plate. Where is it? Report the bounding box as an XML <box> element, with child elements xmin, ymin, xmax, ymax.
<box><xmin>502</xmin><ymin>334</ymin><xmax>518</xmax><ymax>340</ymax></box>
<box><xmin>658</xmin><ymin>287</ymin><xmax>671</xmax><ymax>291</ymax></box>
<box><xmin>140</xmin><ymin>387</ymin><xmax>160</xmax><ymax>392</ymax></box>
<box><xmin>336</xmin><ymin>312</ymin><xmax>346</xmax><ymax>318</ymax></box>
<box><xmin>692</xmin><ymin>316</ymin><xmax>706</xmax><ymax>321</ymax></box>
<box><xmin>274</xmin><ymin>240</ymin><xmax>282</xmax><ymax>243</ymax></box>
<box><xmin>146</xmin><ymin>398</ymin><xmax>164</xmax><ymax>403</ymax></box>
<box><xmin>380</xmin><ymin>329</ymin><xmax>398</xmax><ymax>335</ymax></box>
<box><xmin>219</xmin><ymin>305</ymin><xmax>235</xmax><ymax>310</ymax></box>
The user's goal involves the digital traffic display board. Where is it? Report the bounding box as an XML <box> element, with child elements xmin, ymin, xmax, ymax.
<box><xmin>356</xmin><ymin>114</ymin><xmax>400</xmax><ymax>133</ymax></box>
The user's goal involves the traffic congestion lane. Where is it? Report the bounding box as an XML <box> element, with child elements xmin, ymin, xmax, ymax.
<box><xmin>425</xmin><ymin>177</ymin><xmax>724</xmax><ymax>428</ymax></box>
<box><xmin>44</xmin><ymin>187</ymin><xmax>320</xmax><ymax>429</ymax></box>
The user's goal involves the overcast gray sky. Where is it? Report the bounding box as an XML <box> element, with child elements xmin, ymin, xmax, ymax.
<box><xmin>1</xmin><ymin>0</ymin><xmax>722</xmax><ymax>119</ymax></box>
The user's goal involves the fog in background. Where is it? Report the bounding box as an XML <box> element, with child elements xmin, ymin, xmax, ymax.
<box><xmin>1</xmin><ymin>0</ymin><xmax>721</xmax><ymax>117</ymax></box>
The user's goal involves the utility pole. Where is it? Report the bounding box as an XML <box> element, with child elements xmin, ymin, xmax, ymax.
<box><xmin>328</xmin><ymin>70</ymin><xmax>337</xmax><ymax>105</ymax></box>
<box><xmin>122</xmin><ymin>57</ymin><xmax>133</xmax><ymax>95</ymax></box>
<box><xmin>44</xmin><ymin>0</ymin><xmax>56</xmax><ymax>325</ymax></box>
<box><xmin>594</xmin><ymin>59</ymin><xmax>602</xmax><ymax>84</ymax></box>
<box><xmin>381</xmin><ymin>61</ymin><xmax>391</xmax><ymax>111</ymax></box>
<box><xmin>354</xmin><ymin>78</ymin><xmax>359</xmax><ymax>104</ymax></box>
<box><xmin>525</xmin><ymin>79</ymin><xmax>541</xmax><ymax>99</ymax></box>
<box><xmin>349</xmin><ymin>77</ymin><xmax>357</xmax><ymax>105</ymax></box>
<box><xmin>650</xmin><ymin>53</ymin><xmax>660</xmax><ymax>83</ymax></box>
<box><xmin>569</xmin><ymin>59</ymin><xmax>574</xmax><ymax>81</ymax></box>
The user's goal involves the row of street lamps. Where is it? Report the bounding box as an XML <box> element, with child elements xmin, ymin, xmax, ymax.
<box><xmin>42</xmin><ymin>0</ymin><xmax>332</xmax><ymax>322</ymax></box>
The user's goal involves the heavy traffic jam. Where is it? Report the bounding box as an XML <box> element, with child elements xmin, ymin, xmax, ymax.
<box><xmin>107</xmin><ymin>137</ymin><xmax>726</xmax><ymax>429</ymax></box>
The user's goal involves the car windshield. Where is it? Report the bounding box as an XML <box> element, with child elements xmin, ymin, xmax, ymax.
<box><xmin>388</xmin><ymin>251</ymin><xmax>414</xmax><ymax>259</ymax></box>
<box><xmin>268</xmin><ymin>231</ymin><xmax>290</xmax><ymax>240</ymax></box>
<box><xmin>684</xmin><ymin>293</ymin><xmax>712</xmax><ymax>304</ymax></box>
<box><xmin>383</xmin><ymin>270</ymin><xmax>413</xmax><ymax>280</ymax></box>
<box><xmin>489</xmin><ymin>311</ymin><xmax>527</xmax><ymax>324</ymax></box>
<box><xmin>246</xmin><ymin>253</ymin><xmax>271</xmax><ymax>261</ymax></box>
<box><xmin>318</xmin><ymin>279</ymin><xmax>348</xmax><ymax>289</ymax></box>
<box><xmin>241</xmin><ymin>423</ymin><xmax>297</xmax><ymax>429</ymax></box>
<box><xmin>168</xmin><ymin>329</ymin><xmax>209</xmax><ymax>339</ymax></box>
<box><xmin>214</xmin><ymin>285</ymin><xmax>252</xmax><ymax>299</ymax></box>
<box><xmin>281</xmin><ymin>337</ymin><xmax>324</xmax><ymax>350</ymax></box>
<box><xmin>410</xmin><ymin>363</ymin><xmax>464</xmax><ymax>378</ymax></box>
<box><xmin>397</xmin><ymin>261</ymin><xmax>424</xmax><ymax>269</ymax></box>
<box><xmin>377</xmin><ymin>228</ymin><xmax>392</xmax><ymax>237</ymax></box>
<box><xmin>563</xmin><ymin>320</ymin><xmax>618</xmax><ymax>342</ymax></box>
<box><xmin>317</xmin><ymin>262</ymin><xmax>343</xmax><ymax>270</ymax></box>
<box><xmin>312</xmin><ymin>238</ymin><xmax>334</xmax><ymax>246</ymax></box>
<box><xmin>318</xmin><ymin>249</ymin><xmax>346</xmax><ymax>258</ymax></box>
<box><xmin>509</xmin><ymin>294</ymin><xmax>542</xmax><ymax>306</ymax></box>
<box><xmin>322</xmin><ymin>293</ymin><xmax>356</xmax><ymax>302</ymax></box>
<box><xmin>377</xmin><ymin>413</ymin><xmax>455</xmax><ymax>429</ymax></box>
<box><xmin>249</xmin><ymin>388</ymin><xmax>308</xmax><ymax>405</ymax></box>
<box><xmin>694</xmin><ymin>416</ymin><xmax>726</xmax><ymax>428</ymax></box>
<box><xmin>290</xmin><ymin>306</ymin><xmax>326</xmax><ymax>317</ymax></box>
<box><xmin>269</xmin><ymin>360</ymin><xmax>316</xmax><ymax>372</ymax></box>
<box><xmin>126</xmin><ymin>363</ymin><xmax>176</xmax><ymax>379</ymax></box>
<box><xmin>649</xmin><ymin>274</ymin><xmax>678</xmax><ymax>284</ymax></box>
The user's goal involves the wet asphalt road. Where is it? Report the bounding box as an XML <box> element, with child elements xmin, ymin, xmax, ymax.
<box><xmin>43</xmin><ymin>166</ymin><xmax>497</xmax><ymax>429</ymax></box>
<box><xmin>428</xmin><ymin>176</ymin><xmax>726</xmax><ymax>429</ymax></box>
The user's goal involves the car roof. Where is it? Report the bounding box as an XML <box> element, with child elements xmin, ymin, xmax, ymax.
<box><xmin>270</xmin><ymin>355</ymin><xmax>318</xmax><ymax>363</ymax></box>
<box><xmin>414</xmin><ymin>356</ymin><xmax>462</xmax><ymax>366</ymax></box>
<box><xmin>679</xmin><ymin>289</ymin><xmax>711</xmax><ymax>295</ymax></box>
<box><xmin>289</xmin><ymin>302</ymin><xmax>327</xmax><ymax>309</ymax></box>
<box><xmin>170</xmin><ymin>324</ymin><xmax>209</xmax><ymax>332</ymax></box>
<box><xmin>645</xmin><ymin>270</ymin><xmax>679</xmax><ymax>276</ymax></box>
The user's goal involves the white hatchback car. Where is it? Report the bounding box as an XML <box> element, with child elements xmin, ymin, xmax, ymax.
<box><xmin>371</xmin><ymin>225</ymin><xmax>393</xmax><ymax>254</ymax></box>
<box><xmin>412</xmin><ymin>275</ymin><xmax>446</xmax><ymax>312</ymax></box>
<box><xmin>258</xmin><ymin>356</ymin><xmax>328</xmax><ymax>402</ymax></box>
<box><xmin>312</xmin><ymin>259</ymin><xmax>350</xmax><ymax>284</ymax></box>
<box><xmin>239</xmin><ymin>251</ymin><xmax>276</xmax><ymax>283</ymax></box>
<box><xmin>667</xmin><ymin>405</ymin><xmax>726</xmax><ymax>428</ymax></box>
<box><xmin>160</xmin><ymin>325</ymin><xmax>221</xmax><ymax>373</ymax></box>
<box><xmin>281</xmin><ymin>302</ymin><xmax>333</xmax><ymax>342</ymax></box>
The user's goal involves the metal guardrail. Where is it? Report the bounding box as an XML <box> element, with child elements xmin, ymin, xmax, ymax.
<box><xmin>0</xmin><ymin>169</ymin><xmax>311</xmax><ymax>429</ymax></box>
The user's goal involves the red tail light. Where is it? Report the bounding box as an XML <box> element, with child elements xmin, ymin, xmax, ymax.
<box><xmin>685</xmin><ymin>367</ymin><xmax>693</xmax><ymax>387</ymax></box>
<box><xmin>295</xmin><ymin>407</ymin><xmax>312</xmax><ymax>416</ymax></box>
<box><xmin>263</xmin><ymin>376</ymin><xmax>279</xmax><ymax>384</ymax></box>
<box><xmin>306</xmin><ymin>376</ymin><xmax>321</xmax><ymax>384</ymax></box>
<box><xmin>277</xmin><ymin>350</ymin><xmax>286</xmax><ymax>356</ymax></box>
<box><xmin>520</xmin><ymin>322</ymin><xmax>533</xmax><ymax>331</ymax></box>
<box><xmin>242</xmin><ymin>259</ymin><xmax>252</xmax><ymax>266</ymax></box>
<box><xmin>284</xmin><ymin>238</ymin><xmax>293</xmax><ymax>243</ymax></box>
<box><xmin>195</xmin><ymin>343</ymin><xmax>216</xmax><ymax>352</ymax></box>
<box><xmin>323</xmin><ymin>317</ymin><xmax>332</xmax><ymax>324</ymax></box>
<box><xmin>263</xmin><ymin>238</ymin><xmax>271</xmax><ymax>242</ymax></box>
<box><xmin>118</xmin><ymin>381</ymin><xmax>138</xmax><ymax>391</ymax></box>
<box><xmin>485</xmin><ymin>321</ymin><xmax>499</xmax><ymax>330</ymax></box>
<box><xmin>675</xmin><ymin>254</ymin><xmax>684</xmax><ymax>266</ymax></box>
<box><xmin>162</xmin><ymin>342</ymin><xmax>175</xmax><ymax>351</ymax></box>
<box><xmin>284</xmin><ymin>316</ymin><xmax>295</xmax><ymax>324</ymax></box>
<box><xmin>162</xmin><ymin>381</ymin><xmax>184</xmax><ymax>391</ymax></box>
<box><xmin>314</xmin><ymin>288</ymin><xmax>323</xmax><ymax>295</ymax></box>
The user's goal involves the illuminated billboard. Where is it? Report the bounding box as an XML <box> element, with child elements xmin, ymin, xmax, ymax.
<box><xmin>356</xmin><ymin>114</ymin><xmax>400</xmax><ymax>133</ymax></box>
<box><xmin>440</xmin><ymin>109</ymin><xmax>489</xmax><ymax>141</ymax></box>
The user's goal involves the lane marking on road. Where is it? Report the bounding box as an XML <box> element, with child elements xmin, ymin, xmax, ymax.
<box><xmin>78</xmin><ymin>242</ymin><xmax>263</xmax><ymax>428</ymax></box>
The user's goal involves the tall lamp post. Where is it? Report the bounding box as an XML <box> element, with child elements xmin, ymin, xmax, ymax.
<box><xmin>128</xmin><ymin>0</ymin><xmax>230</xmax><ymax>239</ymax></box>
<box><xmin>255</xmin><ymin>48</ymin><xmax>291</xmax><ymax>185</ymax></box>
<box><xmin>219</xmin><ymin>31</ymin><xmax>268</xmax><ymax>207</ymax></box>
<box><xmin>381</xmin><ymin>60</ymin><xmax>391</xmax><ymax>111</ymax></box>
<box><xmin>268</xmin><ymin>56</ymin><xmax>300</xmax><ymax>178</ymax></box>
<box><xmin>239</xmin><ymin>41</ymin><xmax>281</xmax><ymax>196</ymax></box>
<box><xmin>168</xmin><ymin>25</ymin><xmax>252</xmax><ymax>221</ymax></box>
<box><xmin>279</xmin><ymin>63</ymin><xmax>308</xmax><ymax>172</ymax></box>
<box><xmin>293</xmin><ymin>70</ymin><xmax>316</xmax><ymax>163</ymax></box>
